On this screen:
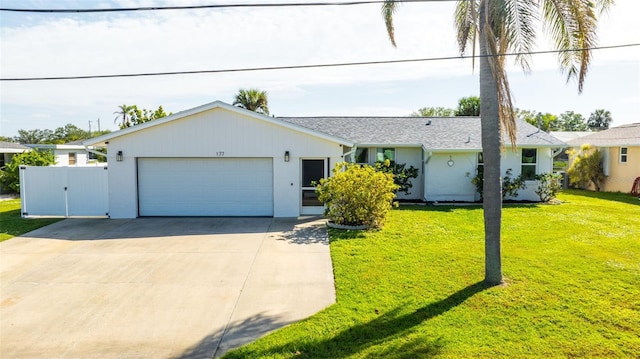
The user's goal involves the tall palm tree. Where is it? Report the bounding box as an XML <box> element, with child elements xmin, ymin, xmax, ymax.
<box><xmin>113</xmin><ymin>104</ymin><xmax>135</xmax><ymax>129</ymax></box>
<box><xmin>233</xmin><ymin>88</ymin><xmax>270</xmax><ymax>115</ymax></box>
<box><xmin>383</xmin><ymin>0</ymin><xmax>612</xmax><ymax>285</ymax></box>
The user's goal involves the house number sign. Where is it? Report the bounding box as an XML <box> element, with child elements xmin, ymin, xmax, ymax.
<box><xmin>216</xmin><ymin>151</ymin><xmax>225</xmax><ymax>157</ymax></box>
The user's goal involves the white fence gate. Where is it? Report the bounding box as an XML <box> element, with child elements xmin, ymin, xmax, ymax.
<box><xmin>20</xmin><ymin>166</ymin><xmax>109</xmax><ymax>218</ymax></box>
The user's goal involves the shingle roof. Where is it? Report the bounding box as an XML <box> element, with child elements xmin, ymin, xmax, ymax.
<box><xmin>0</xmin><ymin>141</ymin><xmax>31</xmax><ymax>151</ymax></box>
<box><xmin>566</xmin><ymin>123</ymin><xmax>640</xmax><ymax>147</ymax></box>
<box><xmin>278</xmin><ymin>116</ymin><xmax>565</xmax><ymax>150</ymax></box>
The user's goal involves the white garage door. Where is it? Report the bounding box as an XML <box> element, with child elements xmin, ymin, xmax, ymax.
<box><xmin>138</xmin><ymin>158</ymin><xmax>273</xmax><ymax>216</ymax></box>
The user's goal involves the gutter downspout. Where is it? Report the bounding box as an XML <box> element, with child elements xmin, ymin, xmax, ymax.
<box><xmin>551</xmin><ymin>147</ymin><xmax>565</xmax><ymax>158</ymax></box>
<box><xmin>342</xmin><ymin>146</ymin><xmax>357</xmax><ymax>163</ymax></box>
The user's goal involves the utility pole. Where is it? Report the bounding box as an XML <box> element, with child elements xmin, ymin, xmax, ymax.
<box><xmin>88</xmin><ymin>118</ymin><xmax>101</xmax><ymax>136</ymax></box>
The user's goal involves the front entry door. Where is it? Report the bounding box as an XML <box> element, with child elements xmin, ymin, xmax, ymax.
<box><xmin>301</xmin><ymin>159</ymin><xmax>327</xmax><ymax>215</ymax></box>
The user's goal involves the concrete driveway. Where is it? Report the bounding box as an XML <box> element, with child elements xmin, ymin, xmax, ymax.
<box><xmin>0</xmin><ymin>217</ymin><xmax>335</xmax><ymax>358</ymax></box>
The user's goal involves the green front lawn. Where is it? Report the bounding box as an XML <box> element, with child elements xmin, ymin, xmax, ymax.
<box><xmin>0</xmin><ymin>199</ymin><xmax>61</xmax><ymax>242</ymax></box>
<box><xmin>224</xmin><ymin>190</ymin><xmax>640</xmax><ymax>358</ymax></box>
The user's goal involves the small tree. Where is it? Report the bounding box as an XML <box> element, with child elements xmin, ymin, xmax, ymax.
<box><xmin>412</xmin><ymin>106</ymin><xmax>455</xmax><ymax>117</ymax></box>
<box><xmin>374</xmin><ymin>159</ymin><xmax>419</xmax><ymax>195</ymax></box>
<box><xmin>0</xmin><ymin>149</ymin><xmax>55</xmax><ymax>193</ymax></box>
<box><xmin>567</xmin><ymin>145</ymin><xmax>605</xmax><ymax>191</ymax></box>
<box><xmin>316</xmin><ymin>163</ymin><xmax>398</xmax><ymax>229</ymax></box>
<box><xmin>534</xmin><ymin>173</ymin><xmax>562</xmax><ymax>202</ymax></box>
<box><xmin>454</xmin><ymin>96</ymin><xmax>480</xmax><ymax>116</ymax></box>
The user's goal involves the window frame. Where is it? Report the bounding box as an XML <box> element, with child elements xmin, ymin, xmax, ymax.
<box><xmin>376</xmin><ymin>147</ymin><xmax>395</xmax><ymax>162</ymax></box>
<box><xmin>355</xmin><ymin>148</ymin><xmax>369</xmax><ymax>164</ymax></box>
<box><xmin>68</xmin><ymin>152</ymin><xmax>77</xmax><ymax>166</ymax></box>
<box><xmin>620</xmin><ymin>147</ymin><xmax>628</xmax><ymax>163</ymax></box>
<box><xmin>521</xmin><ymin>148</ymin><xmax>537</xmax><ymax>181</ymax></box>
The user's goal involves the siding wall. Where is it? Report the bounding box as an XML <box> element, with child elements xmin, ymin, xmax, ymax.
<box><xmin>424</xmin><ymin>147</ymin><xmax>555</xmax><ymax>202</ymax></box>
<box><xmin>603</xmin><ymin>146</ymin><xmax>640</xmax><ymax>192</ymax></box>
<box><xmin>106</xmin><ymin>108</ymin><xmax>344</xmax><ymax>218</ymax></box>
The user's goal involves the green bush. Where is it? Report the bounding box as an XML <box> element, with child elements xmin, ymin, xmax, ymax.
<box><xmin>502</xmin><ymin>168</ymin><xmax>526</xmax><ymax>199</ymax></box>
<box><xmin>316</xmin><ymin>162</ymin><xmax>399</xmax><ymax>229</ymax></box>
<box><xmin>471</xmin><ymin>168</ymin><xmax>526</xmax><ymax>200</ymax></box>
<box><xmin>374</xmin><ymin>159</ymin><xmax>419</xmax><ymax>195</ymax></box>
<box><xmin>0</xmin><ymin>149</ymin><xmax>55</xmax><ymax>193</ymax></box>
<box><xmin>534</xmin><ymin>172</ymin><xmax>563</xmax><ymax>202</ymax></box>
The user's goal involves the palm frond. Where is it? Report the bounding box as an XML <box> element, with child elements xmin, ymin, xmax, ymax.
<box><xmin>503</xmin><ymin>0</ymin><xmax>538</xmax><ymax>72</ymax></box>
<box><xmin>382</xmin><ymin>0</ymin><xmax>400</xmax><ymax>47</ymax></box>
<box><xmin>542</xmin><ymin>0</ymin><xmax>607</xmax><ymax>93</ymax></box>
<box><xmin>455</xmin><ymin>0</ymin><xmax>478</xmax><ymax>55</ymax></box>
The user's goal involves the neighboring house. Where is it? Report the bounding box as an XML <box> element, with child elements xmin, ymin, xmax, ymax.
<box><xmin>550</xmin><ymin>131</ymin><xmax>592</xmax><ymax>143</ymax></box>
<box><xmin>0</xmin><ymin>141</ymin><xmax>31</xmax><ymax>168</ymax></box>
<box><xmin>1</xmin><ymin>142</ymin><xmax>31</xmax><ymax>194</ymax></box>
<box><xmin>84</xmin><ymin>101</ymin><xmax>565</xmax><ymax>219</ymax></box>
<box><xmin>25</xmin><ymin>141</ymin><xmax>102</xmax><ymax>166</ymax></box>
<box><xmin>567</xmin><ymin>123</ymin><xmax>640</xmax><ymax>193</ymax></box>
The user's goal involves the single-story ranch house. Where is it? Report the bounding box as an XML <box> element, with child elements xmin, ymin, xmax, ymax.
<box><xmin>84</xmin><ymin>101</ymin><xmax>565</xmax><ymax>219</ymax></box>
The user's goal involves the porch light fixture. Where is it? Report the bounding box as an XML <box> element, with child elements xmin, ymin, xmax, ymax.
<box><xmin>284</xmin><ymin>151</ymin><xmax>290</xmax><ymax>162</ymax></box>
<box><xmin>116</xmin><ymin>151</ymin><xmax>123</xmax><ymax>162</ymax></box>
<box><xmin>447</xmin><ymin>155</ymin><xmax>454</xmax><ymax>167</ymax></box>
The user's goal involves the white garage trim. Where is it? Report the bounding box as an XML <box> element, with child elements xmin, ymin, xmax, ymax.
<box><xmin>137</xmin><ymin>158</ymin><xmax>273</xmax><ymax>216</ymax></box>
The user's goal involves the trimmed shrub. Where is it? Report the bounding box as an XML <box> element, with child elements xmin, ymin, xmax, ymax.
<box><xmin>316</xmin><ymin>162</ymin><xmax>398</xmax><ymax>229</ymax></box>
<box><xmin>534</xmin><ymin>172</ymin><xmax>562</xmax><ymax>202</ymax></box>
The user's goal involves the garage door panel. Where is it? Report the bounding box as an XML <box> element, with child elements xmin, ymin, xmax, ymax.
<box><xmin>138</xmin><ymin>158</ymin><xmax>273</xmax><ymax>216</ymax></box>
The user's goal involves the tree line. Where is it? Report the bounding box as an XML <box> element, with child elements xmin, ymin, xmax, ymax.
<box><xmin>413</xmin><ymin>96</ymin><xmax>613</xmax><ymax>131</ymax></box>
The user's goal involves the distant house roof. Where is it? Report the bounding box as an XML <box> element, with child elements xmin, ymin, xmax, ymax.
<box><xmin>0</xmin><ymin>141</ymin><xmax>31</xmax><ymax>153</ymax></box>
<box><xmin>279</xmin><ymin>117</ymin><xmax>565</xmax><ymax>150</ymax></box>
<box><xmin>550</xmin><ymin>131</ymin><xmax>592</xmax><ymax>143</ymax></box>
<box><xmin>566</xmin><ymin>123</ymin><xmax>640</xmax><ymax>147</ymax></box>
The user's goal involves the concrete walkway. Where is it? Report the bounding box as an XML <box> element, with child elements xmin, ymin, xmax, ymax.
<box><xmin>0</xmin><ymin>217</ymin><xmax>335</xmax><ymax>358</ymax></box>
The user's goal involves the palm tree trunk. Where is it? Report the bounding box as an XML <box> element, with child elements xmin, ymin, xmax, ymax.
<box><xmin>479</xmin><ymin>0</ymin><xmax>503</xmax><ymax>285</ymax></box>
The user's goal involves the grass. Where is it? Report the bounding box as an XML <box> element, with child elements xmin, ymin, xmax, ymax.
<box><xmin>0</xmin><ymin>199</ymin><xmax>61</xmax><ymax>242</ymax></box>
<box><xmin>223</xmin><ymin>190</ymin><xmax>640</xmax><ymax>358</ymax></box>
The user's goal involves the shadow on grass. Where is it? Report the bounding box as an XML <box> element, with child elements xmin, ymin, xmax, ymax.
<box><xmin>562</xmin><ymin>189</ymin><xmax>640</xmax><ymax>206</ymax></box>
<box><xmin>173</xmin><ymin>312</ymin><xmax>290</xmax><ymax>359</ymax></box>
<box><xmin>223</xmin><ymin>281</ymin><xmax>494</xmax><ymax>358</ymax></box>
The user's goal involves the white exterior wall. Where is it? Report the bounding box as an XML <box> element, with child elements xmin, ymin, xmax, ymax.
<box><xmin>106</xmin><ymin>107</ymin><xmax>344</xmax><ymax>218</ymax></box>
<box><xmin>424</xmin><ymin>152</ymin><xmax>477</xmax><ymax>202</ymax></box>
<box><xmin>423</xmin><ymin>147</ymin><xmax>555</xmax><ymax>202</ymax></box>
<box><xmin>502</xmin><ymin>147</ymin><xmax>554</xmax><ymax>201</ymax></box>
<box><xmin>395</xmin><ymin>147</ymin><xmax>424</xmax><ymax>200</ymax></box>
<box><xmin>54</xmin><ymin>149</ymin><xmax>89</xmax><ymax>166</ymax></box>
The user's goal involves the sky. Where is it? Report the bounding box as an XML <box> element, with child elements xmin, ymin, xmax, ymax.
<box><xmin>1</xmin><ymin>0</ymin><xmax>639</xmax><ymax>138</ymax></box>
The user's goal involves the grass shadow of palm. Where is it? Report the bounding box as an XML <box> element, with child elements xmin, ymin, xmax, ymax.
<box><xmin>223</xmin><ymin>281</ymin><xmax>494</xmax><ymax>358</ymax></box>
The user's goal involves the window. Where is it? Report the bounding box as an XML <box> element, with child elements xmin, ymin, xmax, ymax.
<box><xmin>521</xmin><ymin>149</ymin><xmax>537</xmax><ymax>180</ymax></box>
<box><xmin>68</xmin><ymin>152</ymin><xmax>77</xmax><ymax>166</ymax></box>
<box><xmin>376</xmin><ymin>148</ymin><xmax>395</xmax><ymax>162</ymax></box>
<box><xmin>620</xmin><ymin>147</ymin><xmax>628</xmax><ymax>163</ymax></box>
<box><xmin>355</xmin><ymin>148</ymin><xmax>369</xmax><ymax>163</ymax></box>
<box><xmin>477</xmin><ymin>152</ymin><xmax>484</xmax><ymax>176</ymax></box>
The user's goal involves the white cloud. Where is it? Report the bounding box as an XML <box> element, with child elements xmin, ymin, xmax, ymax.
<box><xmin>1</xmin><ymin>0</ymin><xmax>638</xmax><ymax>136</ymax></box>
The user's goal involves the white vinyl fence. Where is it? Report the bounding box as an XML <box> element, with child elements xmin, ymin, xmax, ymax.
<box><xmin>20</xmin><ymin>166</ymin><xmax>109</xmax><ymax>218</ymax></box>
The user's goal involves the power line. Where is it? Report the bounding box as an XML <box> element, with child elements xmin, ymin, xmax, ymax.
<box><xmin>0</xmin><ymin>0</ymin><xmax>454</xmax><ymax>13</ymax></box>
<box><xmin>1</xmin><ymin>43</ymin><xmax>637</xmax><ymax>82</ymax></box>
